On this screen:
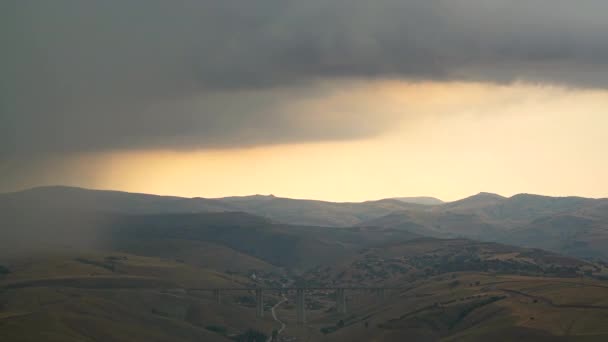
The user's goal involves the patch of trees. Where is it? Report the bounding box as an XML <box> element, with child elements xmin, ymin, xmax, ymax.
<box><xmin>0</xmin><ymin>265</ymin><xmax>10</xmax><ymax>275</ymax></box>
<box><xmin>308</xmin><ymin>300</ymin><xmax>324</xmax><ymax>310</ymax></box>
<box><xmin>206</xmin><ymin>325</ymin><xmax>228</xmax><ymax>335</ymax></box>
<box><xmin>409</xmin><ymin>254</ymin><xmax>581</xmax><ymax>278</ymax></box>
<box><xmin>320</xmin><ymin>324</ymin><xmax>339</xmax><ymax>335</ymax></box>
<box><xmin>320</xmin><ymin>315</ymin><xmax>366</xmax><ymax>334</ymax></box>
<box><xmin>150</xmin><ymin>308</ymin><xmax>169</xmax><ymax>317</ymax></box>
<box><xmin>320</xmin><ymin>319</ymin><xmax>346</xmax><ymax>334</ymax></box>
<box><xmin>74</xmin><ymin>258</ymin><xmax>115</xmax><ymax>272</ymax></box>
<box><xmin>448</xmin><ymin>280</ymin><xmax>461</xmax><ymax>288</ymax></box>
<box><xmin>448</xmin><ymin>296</ymin><xmax>506</xmax><ymax>329</ymax></box>
<box><xmin>236</xmin><ymin>295</ymin><xmax>256</xmax><ymax>308</ymax></box>
<box><xmin>105</xmin><ymin>255</ymin><xmax>127</xmax><ymax>261</ymax></box>
<box><xmin>185</xmin><ymin>304</ymin><xmax>203</xmax><ymax>325</ymax></box>
<box><xmin>233</xmin><ymin>329</ymin><xmax>267</xmax><ymax>342</ymax></box>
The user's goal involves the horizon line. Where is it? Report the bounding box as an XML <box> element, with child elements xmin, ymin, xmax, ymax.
<box><xmin>3</xmin><ymin>185</ymin><xmax>607</xmax><ymax>204</ymax></box>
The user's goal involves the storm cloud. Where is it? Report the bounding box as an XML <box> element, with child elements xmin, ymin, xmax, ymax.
<box><xmin>2</xmin><ymin>0</ymin><xmax>608</xmax><ymax>158</ymax></box>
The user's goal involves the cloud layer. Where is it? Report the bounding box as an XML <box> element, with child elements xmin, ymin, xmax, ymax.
<box><xmin>2</xmin><ymin>0</ymin><xmax>608</xmax><ymax>158</ymax></box>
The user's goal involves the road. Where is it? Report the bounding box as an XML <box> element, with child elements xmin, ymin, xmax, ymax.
<box><xmin>268</xmin><ymin>294</ymin><xmax>288</xmax><ymax>341</ymax></box>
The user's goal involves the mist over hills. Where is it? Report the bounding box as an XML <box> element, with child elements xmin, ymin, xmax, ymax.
<box><xmin>0</xmin><ymin>186</ymin><xmax>422</xmax><ymax>267</ymax></box>
<box><xmin>2</xmin><ymin>186</ymin><xmax>607</xmax><ymax>261</ymax></box>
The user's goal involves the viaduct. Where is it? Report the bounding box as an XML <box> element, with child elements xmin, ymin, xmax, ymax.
<box><xmin>188</xmin><ymin>287</ymin><xmax>400</xmax><ymax>324</ymax></box>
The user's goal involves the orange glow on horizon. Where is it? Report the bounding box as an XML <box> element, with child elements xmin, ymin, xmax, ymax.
<box><xmin>11</xmin><ymin>80</ymin><xmax>608</xmax><ymax>202</ymax></box>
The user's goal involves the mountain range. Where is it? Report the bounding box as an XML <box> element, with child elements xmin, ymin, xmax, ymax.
<box><xmin>2</xmin><ymin>186</ymin><xmax>607</xmax><ymax>260</ymax></box>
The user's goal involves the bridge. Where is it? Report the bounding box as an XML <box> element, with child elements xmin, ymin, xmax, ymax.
<box><xmin>187</xmin><ymin>287</ymin><xmax>403</xmax><ymax>324</ymax></box>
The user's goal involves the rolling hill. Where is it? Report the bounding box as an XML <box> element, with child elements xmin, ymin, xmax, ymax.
<box><xmin>0</xmin><ymin>189</ymin><xmax>608</xmax><ymax>341</ymax></box>
<box><xmin>2</xmin><ymin>186</ymin><xmax>608</xmax><ymax>340</ymax></box>
<box><xmin>3</xmin><ymin>186</ymin><xmax>608</xmax><ymax>261</ymax></box>
<box><xmin>3</xmin><ymin>186</ymin><xmax>608</xmax><ymax>262</ymax></box>
<box><xmin>0</xmin><ymin>186</ymin><xmax>428</xmax><ymax>226</ymax></box>
<box><xmin>0</xmin><ymin>252</ymin><xmax>274</xmax><ymax>342</ymax></box>
<box><xmin>362</xmin><ymin>193</ymin><xmax>608</xmax><ymax>260</ymax></box>
<box><xmin>2</xmin><ymin>238</ymin><xmax>608</xmax><ymax>341</ymax></box>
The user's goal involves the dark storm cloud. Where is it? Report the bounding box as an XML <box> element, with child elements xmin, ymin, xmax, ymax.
<box><xmin>2</xmin><ymin>0</ymin><xmax>608</xmax><ymax>158</ymax></box>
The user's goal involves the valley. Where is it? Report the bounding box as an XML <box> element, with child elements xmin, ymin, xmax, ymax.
<box><xmin>1</xmin><ymin>187</ymin><xmax>608</xmax><ymax>341</ymax></box>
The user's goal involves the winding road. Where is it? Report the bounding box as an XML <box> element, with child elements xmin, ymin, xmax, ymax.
<box><xmin>268</xmin><ymin>294</ymin><xmax>288</xmax><ymax>341</ymax></box>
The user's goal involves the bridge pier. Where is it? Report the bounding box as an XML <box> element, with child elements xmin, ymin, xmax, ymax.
<box><xmin>378</xmin><ymin>288</ymin><xmax>386</xmax><ymax>300</ymax></box>
<box><xmin>336</xmin><ymin>288</ymin><xmax>346</xmax><ymax>314</ymax></box>
<box><xmin>296</xmin><ymin>289</ymin><xmax>306</xmax><ymax>324</ymax></box>
<box><xmin>256</xmin><ymin>289</ymin><xmax>264</xmax><ymax>318</ymax></box>
<box><xmin>213</xmin><ymin>289</ymin><xmax>221</xmax><ymax>304</ymax></box>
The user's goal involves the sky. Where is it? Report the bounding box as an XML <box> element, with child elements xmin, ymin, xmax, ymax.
<box><xmin>1</xmin><ymin>1</ymin><xmax>608</xmax><ymax>201</ymax></box>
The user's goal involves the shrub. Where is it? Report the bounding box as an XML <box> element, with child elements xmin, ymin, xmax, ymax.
<box><xmin>233</xmin><ymin>329</ymin><xmax>267</xmax><ymax>342</ymax></box>
<box><xmin>0</xmin><ymin>265</ymin><xmax>10</xmax><ymax>275</ymax></box>
<box><xmin>206</xmin><ymin>325</ymin><xmax>228</xmax><ymax>335</ymax></box>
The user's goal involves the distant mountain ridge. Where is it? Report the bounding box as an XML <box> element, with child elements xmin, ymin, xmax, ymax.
<box><xmin>3</xmin><ymin>186</ymin><xmax>608</xmax><ymax>260</ymax></box>
<box><xmin>364</xmin><ymin>192</ymin><xmax>608</xmax><ymax>260</ymax></box>
<box><xmin>391</xmin><ymin>196</ymin><xmax>444</xmax><ymax>205</ymax></box>
<box><xmin>5</xmin><ymin>186</ymin><xmax>603</xmax><ymax>208</ymax></box>
<box><xmin>0</xmin><ymin>186</ymin><xmax>436</xmax><ymax>226</ymax></box>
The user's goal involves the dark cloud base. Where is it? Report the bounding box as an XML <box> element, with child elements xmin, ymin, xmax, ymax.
<box><xmin>2</xmin><ymin>0</ymin><xmax>608</xmax><ymax>158</ymax></box>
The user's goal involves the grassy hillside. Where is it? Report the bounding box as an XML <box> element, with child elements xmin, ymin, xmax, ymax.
<box><xmin>297</xmin><ymin>238</ymin><xmax>605</xmax><ymax>288</ymax></box>
<box><xmin>0</xmin><ymin>201</ymin><xmax>420</xmax><ymax>270</ymax></box>
<box><xmin>315</xmin><ymin>273</ymin><xmax>608</xmax><ymax>342</ymax></box>
<box><xmin>3</xmin><ymin>187</ymin><xmax>608</xmax><ymax>340</ymax></box>
<box><xmin>1</xmin><ymin>239</ymin><xmax>608</xmax><ymax>341</ymax></box>
<box><xmin>108</xmin><ymin>212</ymin><xmax>420</xmax><ymax>270</ymax></box>
<box><xmin>280</xmin><ymin>239</ymin><xmax>608</xmax><ymax>341</ymax></box>
<box><xmin>0</xmin><ymin>253</ymin><xmax>276</xmax><ymax>342</ymax></box>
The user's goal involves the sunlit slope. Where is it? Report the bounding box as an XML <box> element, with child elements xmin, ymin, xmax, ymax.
<box><xmin>317</xmin><ymin>274</ymin><xmax>608</xmax><ymax>342</ymax></box>
<box><xmin>291</xmin><ymin>239</ymin><xmax>608</xmax><ymax>341</ymax></box>
<box><xmin>297</xmin><ymin>238</ymin><xmax>605</xmax><ymax>288</ymax></box>
<box><xmin>2</xmin><ymin>239</ymin><xmax>608</xmax><ymax>341</ymax></box>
